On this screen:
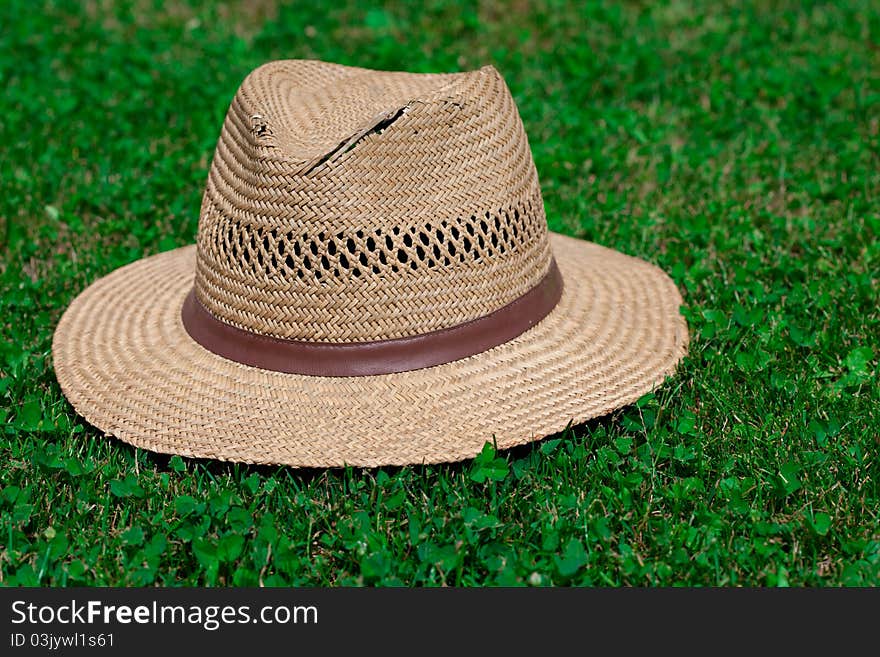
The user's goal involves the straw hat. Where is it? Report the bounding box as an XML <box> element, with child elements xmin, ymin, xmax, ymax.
<box><xmin>52</xmin><ymin>60</ymin><xmax>689</xmax><ymax>467</ymax></box>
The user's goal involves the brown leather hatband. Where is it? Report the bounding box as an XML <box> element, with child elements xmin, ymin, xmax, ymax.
<box><xmin>181</xmin><ymin>260</ymin><xmax>564</xmax><ymax>376</ymax></box>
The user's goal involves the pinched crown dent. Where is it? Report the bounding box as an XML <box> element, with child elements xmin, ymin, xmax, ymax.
<box><xmin>193</xmin><ymin>59</ymin><xmax>553</xmax><ymax>343</ymax></box>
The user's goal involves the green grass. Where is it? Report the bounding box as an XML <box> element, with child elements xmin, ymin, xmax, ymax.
<box><xmin>1</xmin><ymin>0</ymin><xmax>878</xmax><ymax>586</ymax></box>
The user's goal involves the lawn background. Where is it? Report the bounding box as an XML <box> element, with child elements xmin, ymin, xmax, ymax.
<box><xmin>1</xmin><ymin>0</ymin><xmax>877</xmax><ymax>586</ymax></box>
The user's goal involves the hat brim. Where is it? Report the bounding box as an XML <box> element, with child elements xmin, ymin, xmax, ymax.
<box><xmin>52</xmin><ymin>233</ymin><xmax>688</xmax><ymax>467</ymax></box>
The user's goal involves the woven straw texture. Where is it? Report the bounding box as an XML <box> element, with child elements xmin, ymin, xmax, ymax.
<box><xmin>52</xmin><ymin>59</ymin><xmax>689</xmax><ymax>467</ymax></box>
<box><xmin>194</xmin><ymin>60</ymin><xmax>552</xmax><ymax>341</ymax></box>
<box><xmin>53</xmin><ymin>233</ymin><xmax>688</xmax><ymax>467</ymax></box>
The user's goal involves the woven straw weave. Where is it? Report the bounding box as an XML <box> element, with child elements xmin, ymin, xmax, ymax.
<box><xmin>54</xmin><ymin>235</ymin><xmax>689</xmax><ymax>466</ymax></box>
<box><xmin>194</xmin><ymin>60</ymin><xmax>552</xmax><ymax>341</ymax></box>
<box><xmin>52</xmin><ymin>59</ymin><xmax>690</xmax><ymax>467</ymax></box>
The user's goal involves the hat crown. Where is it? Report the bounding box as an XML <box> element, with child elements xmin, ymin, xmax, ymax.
<box><xmin>193</xmin><ymin>60</ymin><xmax>553</xmax><ymax>342</ymax></box>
